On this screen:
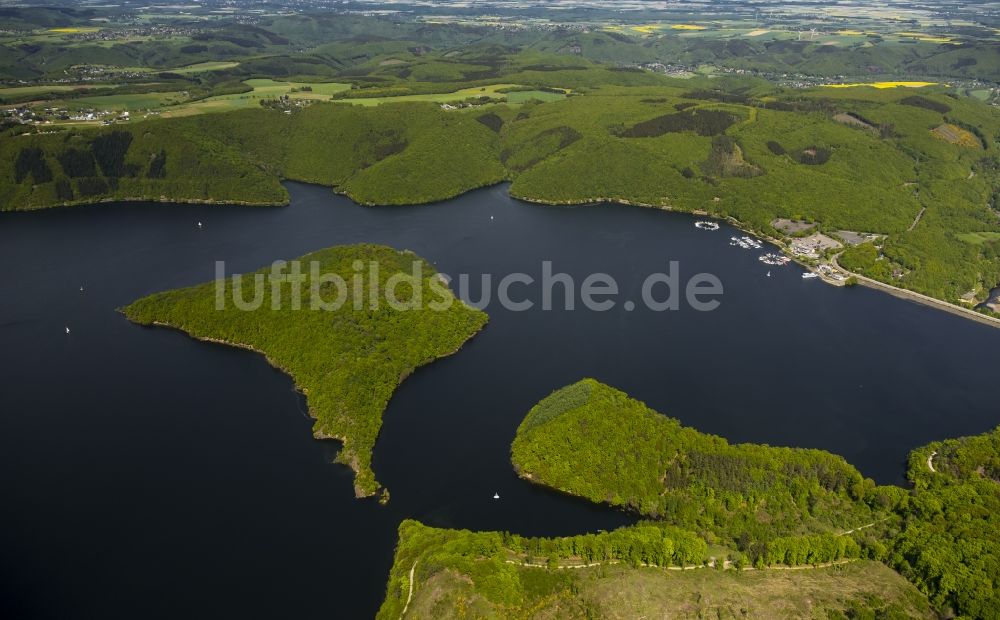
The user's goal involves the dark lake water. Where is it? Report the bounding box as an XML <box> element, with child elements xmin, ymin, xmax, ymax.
<box><xmin>2</xmin><ymin>181</ymin><xmax>999</xmax><ymax>618</ymax></box>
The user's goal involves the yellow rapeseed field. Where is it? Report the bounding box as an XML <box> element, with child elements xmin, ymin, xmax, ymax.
<box><xmin>822</xmin><ymin>81</ymin><xmax>939</xmax><ymax>89</ymax></box>
<box><xmin>896</xmin><ymin>32</ymin><xmax>953</xmax><ymax>43</ymax></box>
<box><xmin>47</xmin><ymin>27</ymin><xmax>99</xmax><ymax>34</ymax></box>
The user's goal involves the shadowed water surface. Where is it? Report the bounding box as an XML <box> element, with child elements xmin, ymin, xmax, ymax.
<box><xmin>2</xmin><ymin>182</ymin><xmax>998</xmax><ymax>618</ymax></box>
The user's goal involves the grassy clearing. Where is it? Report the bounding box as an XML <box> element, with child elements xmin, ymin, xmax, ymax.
<box><xmin>957</xmin><ymin>231</ymin><xmax>1000</xmax><ymax>244</ymax></box>
<box><xmin>931</xmin><ymin>123</ymin><xmax>981</xmax><ymax>148</ymax></box>
<box><xmin>566</xmin><ymin>561</ymin><xmax>934</xmax><ymax>619</ymax></box>
<box><xmin>833</xmin><ymin>112</ymin><xmax>876</xmax><ymax>131</ymax></box>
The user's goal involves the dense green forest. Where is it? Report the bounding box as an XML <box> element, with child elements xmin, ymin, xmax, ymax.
<box><xmin>509</xmin><ymin>379</ymin><xmax>1000</xmax><ymax>618</ymax></box>
<box><xmin>122</xmin><ymin>244</ymin><xmax>488</xmax><ymax>497</ymax></box>
<box><xmin>0</xmin><ymin>102</ymin><xmax>505</xmax><ymax>207</ymax></box>
<box><xmin>891</xmin><ymin>427</ymin><xmax>1000</xmax><ymax>617</ymax></box>
<box><xmin>511</xmin><ymin>379</ymin><xmax>890</xmax><ymax>547</ymax></box>
<box><xmin>1</xmin><ymin>123</ymin><xmax>287</xmax><ymax>207</ymax></box>
<box><xmin>375</xmin><ymin>520</ymin><xmax>933</xmax><ymax>620</ymax></box>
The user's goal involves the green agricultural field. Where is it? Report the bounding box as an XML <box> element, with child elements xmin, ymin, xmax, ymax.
<box><xmin>168</xmin><ymin>61</ymin><xmax>240</xmax><ymax>74</ymax></box>
<box><xmin>160</xmin><ymin>79</ymin><xmax>351</xmax><ymax>117</ymax></box>
<box><xmin>0</xmin><ymin>84</ymin><xmax>115</xmax><ymax>99</ymax></box>
<box><xmin>340</xmin><ymin>83</ymin><xmax>526</xmax><ymax>106</ymax></box>
<box><xmin>505</xmin><ymin>89</ymin><xmax>567</xmax><ymax>103</ymax></box>
<box><xmin>58</xmin><ymin>91</ymin><xmax>186</xmax><ymax>111</ymax></box>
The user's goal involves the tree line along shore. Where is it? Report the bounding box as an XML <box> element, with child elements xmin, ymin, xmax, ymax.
<box><xmin>379</xmin><ymin>379</ymin><xmax>1000</xmax><ymax>619</ymax></box>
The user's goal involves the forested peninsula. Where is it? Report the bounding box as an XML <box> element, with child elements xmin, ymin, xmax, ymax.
<box><xmin>371</xmin><ymin>381</ymin><xmax>1000</xmax><ymax>618</ymax></box>
<box><xmin>122</xmin><ymin>244</ymin><xmax>488</xmax><ymax>498</ymax></box>
<box><xmin>505</xmin><ymin>379</ymin><xmax>1000</xmax><ymax>617</ymax></box>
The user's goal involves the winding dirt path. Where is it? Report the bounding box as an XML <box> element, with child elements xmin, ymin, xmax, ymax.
<box><xmin>399</xmin><ymin>561</ymin><xmax>416</xmax><ymax>619</ymax></box>
<box><xmin>505</xmin><ymin>557</ymin><xmax>859</xmax><ymax>572</ymax></box>
<box><xmin>498</xmin><ymin>518</ymin><xmax>882</xmax><ymax>575</ymax></box>
<box><xmin>840</xmin><ymin>517</ymin><xmax>889</xmax><ymax>536</ymax></box>
<box><xmin>927</xmin><ymin>451</ymin><xmax>937</xmax><ymax>473</ymax></box>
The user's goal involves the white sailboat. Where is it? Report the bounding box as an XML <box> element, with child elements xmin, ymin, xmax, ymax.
<box><xmin>493</xmin><ymin>492</ymin><xmax>500</xmax><ymax>500</ymax></box>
